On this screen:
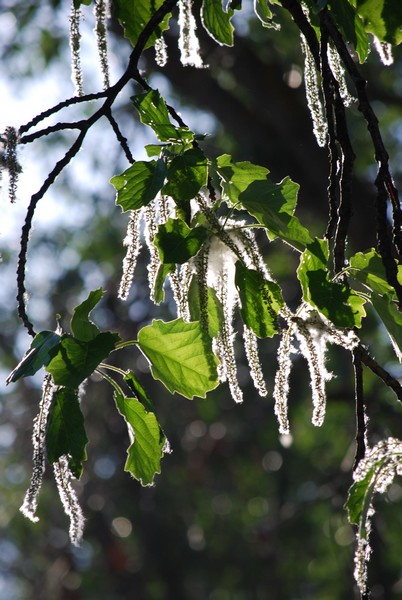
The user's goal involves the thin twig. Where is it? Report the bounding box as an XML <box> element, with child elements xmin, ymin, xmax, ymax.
<box><xmin>17</xmin><ymin>130</ymin><xmax>87</xmax><ymax>336</ymax></box>
<box><xmin>20</xmin><ymin>121</ymin><xmax>86</xmax><ymax>144</ymax></box>
<box><xmin>356</xmin><ymin>344</ymin><xmax>402</xmax><ymax>402</ymax></box>
<box><xmin>106</xmin><ymin>110</ymin><xmax>134</xmax><ymax>163</ymax></box>
<box><xmin>19</xmin><ymin>91</ymin><xmax>108</xmax><ymax>135</ymax></box>
<box><xmin>16</xmin><ymin>0</ymin><xmax>179</xmax><ymax>335</ymax></box>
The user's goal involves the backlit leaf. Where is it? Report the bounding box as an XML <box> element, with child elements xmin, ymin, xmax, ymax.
<box><xmin>153</xmin><ymin>263</ymin><xmax>175</xmax><ymax>304</ymax></box>
<box><xmin>46</xmin><ymin>332</ymin><xmax>120</xmax><ymax>388</ymax></box>
<box><xmin>235</xmin><ymin>262</ymin><xmax>284</xmax><ymax>338</ymax></box>
<box><xmin>216</xmin><ymin>155</ymin><xmax>311</xmax><ymax>250</ymax></box>
<box><xmin>6</xmin><ymin>331</ymin><xmax>61</xmax><ymax>384</ymax></box>
<box><xmin>349</xmin><ymin>249</ymin><xmax>395</xmax><ymax>295</ymax></box>
<box><xmin>371</xmin><ymin>293</ymin><xmax>402</xmax><ymax>362</ymax></box>
<box><xmin>201</xmin><ymin>0</ymin><xmax>235</xmax><ymax>46</ymax></box>
<box><xmin>124</xmin><ymin>370</ymin><xmax>154</xmax><ymax>412</ymax></box>
<box><xmin>132</xmin><ymin>90</ymin><xmax>192</xmax><ymax>143</ymax></box>
<box><xmin>163</xmin><ymin>148</ymin><xmax>208</xmax><ymax>203</ymax></box>
<box><xmin>114</xmin><ymin>0</ymin><xmax>171</xmax><ymax>50</ymax></box>
<box><xmin>254</xmin><ymin>0</ymin><xmax>280</xmax><ymax>29</ymax></box>
<box><xmin>46</xmin><ymin>387</ymin><xmax>88</xmax><ymax>479</ymax></box>
<box><xmin>297</xmin><ymin>238</ymin><xmax>366</xmax><ymax>328</ymax></box>
<box><xmin>111</xmin><ymin>159</ymin><xmax>167</xmax><ymax>212</ymax></box>
<box><xmin>138</xmin><ymin>318</ymin><xmax>219</xmax><ymax>398</ymax></box>
<box><xmin>355</xmin><ymin>0</ymin><xmax>402</xmax><ymax>46</ymax></box>
<box><xmin>346</xmin><ymin>466</ymin><xmax>376</xmax><ymax>535</ymax></box>
<box><xmin>329</xmin><ymin>0</ymin><xmax>370</xmax><ymax>63</ymax></box>
<box><xmin>70</xmin><ymin>288</ymin><xmax>103</xmax><ymax>342</ymax></box>
<box><xmin>155</xmin><ymin>218</ymin><xmax>208</xmax><ymax>264</ymax></box>
<box><xmin>239</xmin><ymin>178</ymin><xmax>312</xmax><ymax>252</ymax></box>
<box><xmin>114</xmin><ymin>391</ymin><xmax>168</xmax><ymax>486</ymax></box>
<box><xmin>216</xmin><ymin>154</ymin><xmax>270</xmax><ymax>205</ymax></box>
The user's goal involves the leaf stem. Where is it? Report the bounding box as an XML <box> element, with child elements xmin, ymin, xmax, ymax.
<box><xmin>95</xmin><ymin>368</ymin><xmax>124</xmax><ymax>396</ymax></box>
<box><xmin>113</xmin><ymin>340</ymin><xmax>139</xmax><ymax>351</ymax></box>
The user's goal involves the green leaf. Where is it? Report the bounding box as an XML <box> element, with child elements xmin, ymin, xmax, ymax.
<box><xmin>355</xmin><ymin>0</ymin><xmax>402</xmax><ymax>46</ymax></box>
<box><xmin>216</xmin><ymin>154</ymin><xmax>270</xmax><ymax>205</ymax></box>
<box><xmin>70</xmin><ymin>288</ymin><xmax>103</xmax><ymax>342</ymax></box>
<box><xmin>329</xmin><ymin>0</ymin><xmax>370</xmax><ymax>62</ymax></box>
<box><xmin>114</xmin><ymin>391</ymin><xmax>168</xmax><ymax>486</ymax></box>
<box><xmin>254</xmin><ymin>0</ymin><xmax>280</xmax><ymax>29</ymax></box>
<box><xmin>74</xmin><ymin>0</ymin><xmax>92</xmax><ymax>7</ymax></box>
<box><xmin>123</xmin><ymin>370</ymin><xmax>169</xmax><ymax>458</ymax></box>
<box><xmin>201</xmin><ymin>0</ymin><xmax>235</xmax><ymax>46</ymax></box>
<box><xmin>235</xmin><ymin>262</ymin><xmax>284</xmax><ymax>338</ymax></box>
<box><xmin>111</xmin><ymin>159</ymin><xmax>167</xmax><ymax>212</ymax></box>
<box><xmin>155</xmin><ymin>218</ymin><xmax>208</xmax><ymax>264</ymax></box>
<box><xmin>163</xmin><ymin>148</ymin><xmax>208</xmax><ymax>203</ymax></box>
<box><xmin>349</xmin><ymin>249</ymin><xmax>395</xmax><ymax>295</ymax></box>
<box><xmin>153</xmin><ymin>263</ymin><xmax>175</xmax><ymax>304</ymax></box>
<box><xmin>46</xmin><ymin>332</ymin><xmax>120</xmax><ymax>388</ymax></box>
<box><xmin>138</xmin><ymin>318</ymin><xmax>219</xmax><ymax>399</ymax></box>
<box><xmin>124</xmin><ymin>371</ymin><xmax>154</xmax><ymax>412</ymax></box>
<box><xmin>371</xmin><ymin>293</ymin><xmax>402</xmax><ymax>361</ymax></box>
<box><xmin>114</xmin><ymin>0</ymin><xmax>171</xmax><ymax>50</ymax></box>
<box><xmin>240</xmin><ymin>178</ymin><xmax>313</xmax><ymax>252</ymax></box>
<box><xmin>346</xmin><ymin>466</ymin><xmax>376</xmax><ymax>538</ymax></box>
<box><xmin>297</xmin><ymin>238</ymin><xmax>366</xmax><ymax>328</ymax></box>
<box><xmin>216</xmin><ymin>155</ymin><xmax>311</xmax><ymax>251</ymax></box>
<box><xmin>145</xmin><ymin>144</ymin><xmax>163</xmax><ymax>157</ymax></box>
<box><xmin>46</xmin><ymin>387</ymin><xmax>88</xmax><ymax>479</ymax></box>
<box><xmin>188</xmin><ymin>278</ymin><xmax>224</xmax><ymax>338</ymax></box>
<box><xmin>132</xmin><ymin>90</ymin><xmax>192</xmax><ymax>143</ymax></box>
<box><xmin>6</xmin><ymin>330</ymin><xmax>61</xmax><ymax>384</ymax></box>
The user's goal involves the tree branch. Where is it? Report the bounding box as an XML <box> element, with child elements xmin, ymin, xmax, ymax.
<box><xmin>320</xmin><ymin>10</ymin><xmax>402</xmax><ymax>265</ymax></box>
<box><xmin>353</xmin><ymin>348</ymin><xmax>366</xmax><ymax>470</ymax></box>
<box><xmin>356</xmin><ymin>344</ymin><xmax>402</xmax><ymax>402</ymax></box>
<box><xmin>15</xmin><ymin>0</ymin><xmax>179</xmax><ymax>335</ymax></box>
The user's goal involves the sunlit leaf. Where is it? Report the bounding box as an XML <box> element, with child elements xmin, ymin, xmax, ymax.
<box><xmin>114</xmin><ymin>391</ymin><xmax>168</xmax><ymax>486</ymax></box>
<box><xmin>46</xmin><ymin>387</ymin><xmax>88</xmax><ymax>479</ymax></box>
<box><xmin>240</xmin><ymin>178</ymin><xmax>312</xmax><ymax>252</ymax></box>
<box><xmin>111</xmin><ymin>160</ymin><xmax>167</xmax><ymax>212</ymax></box>
<box><xmin>371</xmin><ymin>293</ymin><xmax>402</xmax><ymax>361</ymax></box>
<box><xmin>132</xmin><ymin>90</ymin><xmax>193</xmax><ymax>143</ymax></box>
<box><xmin>216</xmin><ymin>154</ymin><xmax>270</xmax><ymax>205</ymax></box>
<box><xmin>124</xmin><ymin>370</ymin><xmax>154</xmax><ymax>412</ymax></box>
<box><xmin>349</xmin><ymin>249</ymin><xmax>395</xmax><ymax>295</ymax></box>
<box><xmin>355</xmin><ymin>0</ymin><xmax>402</xmax><ymax>46</ymax></box>
<box><xmin>346</xmin><ymin>466</ymin><xmax>376</xmax><ymax>538</ymax></box>
<box><xmin>155</xmin><ymin>218</ymin><xmax>208</xmax><ymax>264</ymax></box>
<box><xmin>329</xmin><ymin>0</ymin><xmax>370</xmax><ymax>62</ymax></box>
<box><xmin>254</xmin><ymin>0</ymin><xmax>280</xmax><ymax>29</ymax></box>
<box><xmin>138</xmin><ymin>318</ymin><xmax>219</xmax><ymax>398</ymax></box>
<box><xmin>153</xmin><ymin>263</ymin><xmax>175</xmax><ymax>304</ymax></box>
<box><xmin>163</xmin><ymin>148</ymin><xmax>208</xmax><ymax>203</ymax></box>
<box><xmin>6</xmin><ymin>330</ymin><xmax>61</xmax><ymax>384</ymax></box>
<box><xmin>201</xmin><ymin>0</ymin><xmax>235</xmax><ymax>46</ymax></box>
<box><xmin>216</xmin><ymin>155</ymin><xmax>311</xmax><ymax>250</ymax></box>
<box><xmin>70</xmin><ymin>288</ymin><xmax>103</xmax><ymax>342</ymax></box>
<box><xmin>46</xmin><ymin>332</ymin><xmax>120</xmax><ymax>388</ymax></box>
<box><xmin>297</xmin><ymin>238</ymin><xmax>366</xmax><ymax>328</ymax></box>
<box><xmin>114</xmin><ymin>0</ymin><xmax>171</xmax><ymax>50</ymax></box>
<box><xmin>235</xmin><ymin>262</ymin><xmax>284</xmax><ymax>338</ymax></box>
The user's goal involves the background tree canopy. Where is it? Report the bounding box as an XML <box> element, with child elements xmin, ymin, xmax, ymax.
<box><xmin>1</xmin><ymin>1</ymin><xmax>402</xmax><ymax>599</ymax></box>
